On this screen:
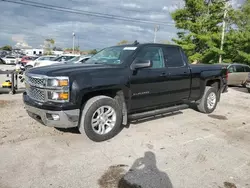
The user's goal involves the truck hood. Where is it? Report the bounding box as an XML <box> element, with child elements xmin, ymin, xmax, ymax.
<box><xmin>26</xmin><ymin>63</ymin><xmax>118</xmax><ymax>77</ymax></box>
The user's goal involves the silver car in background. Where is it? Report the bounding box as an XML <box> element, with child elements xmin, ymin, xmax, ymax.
<box><xmin>227</xmin><ymin>63</ymin><xmax>250</xmax><ymax>86</ymax></box>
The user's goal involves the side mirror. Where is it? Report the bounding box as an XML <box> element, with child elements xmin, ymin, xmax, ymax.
<box><xmin>131</xmin><ymin>59</ymin><xmax>152</xmax><ymax>70</ymax></box>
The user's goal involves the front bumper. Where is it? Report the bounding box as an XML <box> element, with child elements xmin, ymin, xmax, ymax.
<box><xmin>25</xmin><ymin>104</ymin><xmax>80</xmax><ymax>128</ymax></box>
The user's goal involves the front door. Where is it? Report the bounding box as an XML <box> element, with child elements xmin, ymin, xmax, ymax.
<box><xmin>129</xmin><ymin>46</ymin><xmax>168</xmax><ymax>111</ymax></box>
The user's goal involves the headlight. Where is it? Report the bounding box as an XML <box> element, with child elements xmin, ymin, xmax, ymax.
<box><xmin>46</xmin><ymin>77</ymin><xmax>69</xmax><ymax>102</ymax></box>
<box><xmin>47</xmin><ymin>91</ymin><xmax>69</xmax><ymax>101</ymax></box>
<box><xmin>47</xmin><ymin>78</ymin><xmax>69</xmax><ymax>87</ymax></box>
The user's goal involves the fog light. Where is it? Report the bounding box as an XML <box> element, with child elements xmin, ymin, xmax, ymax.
<box><xmin>47</xmin><ymin>113</ymin><xmax>60</xmax><ymax>121</ymax></box>
<box><xmin>51</xmin><ymin>114</ymin><xmax>60</xmax><ymax>121</ymax></box>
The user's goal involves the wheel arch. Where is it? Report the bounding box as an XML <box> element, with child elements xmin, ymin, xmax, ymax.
<box><xmin>80</xmin><ymin>89</ymin><xmax>128</xmax><ymax>126</ymax></box>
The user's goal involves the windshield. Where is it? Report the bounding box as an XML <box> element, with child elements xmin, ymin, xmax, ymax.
<box><xmin>52</xmin><ymin>56</ymin><xmax>76</xmax><ymax>62</ymax></box>
<box><xmin>65</xmin><ymin>56</ymin><xmax>81</xmax><ymax>64</ymax></box>
<box><xmin>6</xmin><ymin>56</ymin><xmax>15</xmax><ymax>59</ymax></box>
<box><xmin>37</xmin><ymin>56</ymin><xmax>54</xmax><ymax>61</ymax></box>
<box><xmin>85</xmin><ymin>46</ymin><xmax>136</xmax><ymax>65</ymax></box>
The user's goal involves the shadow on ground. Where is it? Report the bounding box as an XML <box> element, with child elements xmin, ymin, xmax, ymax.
<box><xmin>55</xmin><ymin>127</ymin><xmax>80</xmax><ymax>134</ymax></box>
<box><xmin>229</xmin><ymin>86</ymin><xmax>249</xmax><ymax>94</ymax></box>
<box><xmin>98</xmin><ymin>151</ymin><xmax>173</xmax><ymax>188</ymax></box>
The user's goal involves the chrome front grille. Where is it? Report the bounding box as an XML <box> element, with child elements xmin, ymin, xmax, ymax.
<box><xmin>25</xmin><ymin>74</ymin><xmax>46</xmax><ymax>102</ymax></box>
<box><xmin>26</xmin><ymin>75</ymin><xmax>46</xmax><ymax>88</ymax></box>
<box><xmin>26</xmin><ymin>86</ymin><xmax>45</xmax><ymax>102</ymax></box>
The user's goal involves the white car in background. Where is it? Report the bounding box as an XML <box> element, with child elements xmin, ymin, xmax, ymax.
<box><xmin>2</xmin><ymin>56</ymin><xmax>18</xmax><ymax>64</ymax></box>
<box><xmin>34</xmin><ymin>54</ymin><xmax>79</xmax><ymax>68</ymax></box>
<box><xmin>25</xmin><ymin>55</ymin><xmax>56</xmax><ymax>69</ymax></box>
<box><xmin>64</xmin><ymin>55</ymin><xmax>92</xmax><ymax>64</ymax></box>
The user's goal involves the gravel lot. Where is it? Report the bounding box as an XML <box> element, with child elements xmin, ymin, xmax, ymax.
<box><xmin>0</xmin><ymin>88</ymin><xmax>250</xmax><ymax>188</ymax></box>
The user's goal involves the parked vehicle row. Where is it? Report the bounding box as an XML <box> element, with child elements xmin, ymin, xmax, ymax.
<box><xmin>33</xmin><ymin>54</ymin><xmax>78</xmax><ymax>67</ymax></box>
<box><xmin>2</xmin><ymin>55</ymin><xmax>18</xmax><ymax>64</ymax></box>
<box><xmin>24</xmin><ymin>54</ymin><xmax>92</xmax><ymax>69</ymax></box>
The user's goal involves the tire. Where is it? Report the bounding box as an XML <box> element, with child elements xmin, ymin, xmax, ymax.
<box><xmin>197</xmin><ymin>86</ymin><xmax>218</xmax><ymax>114</ymax></box>
<box><xmin>79</xmin><ymin>96</ymin><xmax>123</xmax><ymax>142</ymax></box>
<box><xmin>247</xmin><ymin>88</ymin><xmax>250</xmax><ymax>93</ymax></box>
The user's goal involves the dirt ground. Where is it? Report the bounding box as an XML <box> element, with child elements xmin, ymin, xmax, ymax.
<box><xmin>0</xmin><ymin>87</ymin><xmax>250</xmax><ymax>188</ymax></box>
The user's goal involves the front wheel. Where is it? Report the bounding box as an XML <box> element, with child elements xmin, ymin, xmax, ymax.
<box><xmin>197</xmin><ymin>86</ymin><xmax>218</xmax><ymax>114</ymax></box>
<box><xmin>79</xmin><ymin>96</ymin><xmax>123</xmax><ymax>142</ymax></box>
<box><xmin>247</xmin><ymin>88</ymin><xmax>250</xmax><ymax>93</ymax></box>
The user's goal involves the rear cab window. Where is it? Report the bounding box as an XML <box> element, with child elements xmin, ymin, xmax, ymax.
<box><xmin>163</xmin><ymin>46</ymin><xmax>185</xmax><ymax>68</ymax></box>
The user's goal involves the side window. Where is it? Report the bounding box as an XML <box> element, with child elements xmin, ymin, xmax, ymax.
<box><xmin>228</xmin><ymin>65</ymin><xmax>236</xmax><ymax>73</ymax></box>
<box><xmin>236</xmin><ymin>65</ymin><xmax>244</xmax><ymax>72</ymax></box>
<box><xmin>135</xmin><ymin>46</ymin><xmax>165</xmax><ymax>69</ymax></box>
<box><xmin>244</xmin><ymin>66</ymin><xmax>250</xmax><ymax>72</ymax></box>
<box><xmin>163</xmin><ymin>47</ymin><xmax>185</xmax><ymax>68</ymax></box>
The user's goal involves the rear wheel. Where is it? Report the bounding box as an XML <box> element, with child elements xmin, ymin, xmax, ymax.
<box><xmin>197</xmin><ymin>86</ymin><xmax>218</xmax><ymax>114</ymax></box>
<box><xmin>79</xmin><ymin>96</ymin><xmax>123</xmax><ymax>142</ymax></box>
<box><xmin>247</xmin><ymin>88</ymin><xmax>250</xmax><ymax>93</ymax></box>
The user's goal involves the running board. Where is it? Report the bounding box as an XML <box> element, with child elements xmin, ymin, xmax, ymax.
<box><xmin>128</xmin><ymin>104</ymin><xmax>189</xmax><ymax>120</ymax></box>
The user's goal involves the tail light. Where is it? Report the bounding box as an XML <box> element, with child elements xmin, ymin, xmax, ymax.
<box><xmin>226</xmin><ymin>70</ymin><xmax>229</xmax><ymax>80</ymax></box>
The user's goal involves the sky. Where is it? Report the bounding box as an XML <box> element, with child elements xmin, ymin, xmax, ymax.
<box><xmin>0</xmin><ymin>0</ymin><xmax>244</xmax><ymax>50</ymax></box>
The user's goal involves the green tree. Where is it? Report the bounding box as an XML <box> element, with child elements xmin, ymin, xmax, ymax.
<box><xmin>160</xmin><ymin>40</ymin><xmax>172</xmax><ymax>44</ymax></box>
<box><xmin>117</xmin><ymin>40</ymin><xmax>129</xmax><ymax>45</ymax></box>
<box><xmin>224</xmin><ymin>0</ymin><xmax>250</xmax><ymax>64</ymax></box>
<box><xmin>64</xmin><ymin>47</ymin><xmax>80</xmax><ymax>51</ymax></box>
<box><xmin>88</xmin><ymin>49</ymin><xmax>98</xmax><ymax>55</ymax></box>
<box><xmin>171</xmin><ymin>0</ymin><xmax>232</xmax><ymax>64</ymax></box>
<box><xmin>44</xmin><ymin>38</ymin><xmax>55</xmax><ymax>55</ymax></box>
<box><xmin>0</xmin><ymin>45</ymin><xmax>12</xmax><ymax>51</ymax></box>
<box><xmin>53</xmin><ymin>46</ymin><xmax>63</xmax><ymax>51</ymax></box>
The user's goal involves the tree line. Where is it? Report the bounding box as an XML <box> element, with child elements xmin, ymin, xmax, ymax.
<box><xmin>117</xmin><ymin>0</ymin><xmax>250</xmax><ymax>65</ymax></box>
<box><xmin>171</xmin><ymin>0</ymin><xmax>250</xmax><ymax>65</ymax></box>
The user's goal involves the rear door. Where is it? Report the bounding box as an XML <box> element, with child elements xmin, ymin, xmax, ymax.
<box><xmin>235</xmin><ymin>65</ymin><xmax>246</xmax><ymax>85</ymax></box>
<box><xmin>130</xmin><ymin>45</ymin><xmax>168</xmax><ymax>110</ymax></box>
<box><xmin>227</xmin><ymin>65</ymin><xmax>238</xmax><ymax>85</ymax></box>
<box><xmin>162</xmin><ymin>46</ymin><xmax>191</xmax><ymax>103</ymax></box>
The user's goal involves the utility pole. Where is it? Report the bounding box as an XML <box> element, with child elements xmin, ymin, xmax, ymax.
<box><xmin>154</xmin><ymin>25</ymin><xmax>160</xmax><ymax>43</ymax></box>
<box><xmin>219</xmin><ymin>1</ymin><xmax>229</xmax><ymax>64</ymax></box>
<box><xmin>72</xmin><ymin>32</ymin><xmax>75</xmax><ymax>54</ymax></box>
<box><xmin>77</xmin><ymin>36</ymin><xmax>80</xmax><ymax>51</ymax></box>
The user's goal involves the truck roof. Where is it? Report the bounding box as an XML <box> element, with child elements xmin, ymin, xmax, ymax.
<box><xmin>114</xmin><ymin>43</ymin><xmax>179</xmax><ymax>48</ymax></box>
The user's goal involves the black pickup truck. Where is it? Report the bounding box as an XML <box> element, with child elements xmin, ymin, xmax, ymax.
<box><xmin>23</xmin><ymin>43</ymin><xmax>228</xmax><ymax>142</ymax></box>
